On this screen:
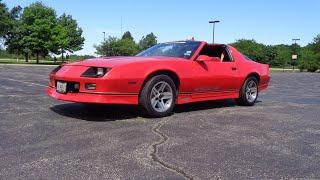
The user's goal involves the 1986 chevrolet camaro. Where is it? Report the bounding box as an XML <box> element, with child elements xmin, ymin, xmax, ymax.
<box><xmin>47</xmin><ymin>41</ymin><xmax>270</xmax><ymax>117</ymax></box>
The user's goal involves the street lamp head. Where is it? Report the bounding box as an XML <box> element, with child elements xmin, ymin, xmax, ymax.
<box><xmin>209</xmin><ymin>20</ymin><xmax>220</xmax><ymax>24</ymax></box>
<box><xmin>292</xmin><ymin>38</ymin><xmax>300</xmax><ymax>41</ymax></box>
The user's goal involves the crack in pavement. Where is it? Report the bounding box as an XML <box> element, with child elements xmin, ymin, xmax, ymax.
<box><xmin>150</xmin><ymin>120</ymin><xmax>194</xmax><ymax>180</ymax></box>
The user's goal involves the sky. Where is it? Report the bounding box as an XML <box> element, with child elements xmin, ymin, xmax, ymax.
<box><xmin>4</xmin><ymin>0</ymin><xmax>320</xmax><ymax>55</ymax></box>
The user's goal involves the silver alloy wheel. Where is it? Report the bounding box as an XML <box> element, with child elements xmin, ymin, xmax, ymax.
<box><xmin>150</xmin><ymin>81</ymin><xmax>173</xmax><ymax>113</ymax></box>
<box><xmin>245</xmin><ymin>80</ymin><xmax>258</xmax><ymax>103</ymax></box>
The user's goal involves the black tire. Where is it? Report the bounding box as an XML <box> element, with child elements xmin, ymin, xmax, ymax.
<box><xmin>139</xmin><ymin>75</ymin><xmax>177</xmax><ymax>118</ymax></box>
<box><xmin>236</xmin><ymin>76</ymin><xmax>259</xmax><ymax>106</ymax></box>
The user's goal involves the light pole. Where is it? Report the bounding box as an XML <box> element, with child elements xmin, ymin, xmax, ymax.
<box><xmin>103</xmin><ymin>32</ymin><xmax>106</xmax><ymax>41</ymax></box>
<box><xmin>292</xmin><ymin>38</ymin><xmax>300</xmax><ymax>44</ymax></box>
<box><xmin>209</xmin><ymin>20</ymin><xmax>220</xmax><ymax>44</ymax></box>
<box><xmin>292</xmin><ymin>38</ymin><xmax>300</xmax><ymax>70</ymax></box>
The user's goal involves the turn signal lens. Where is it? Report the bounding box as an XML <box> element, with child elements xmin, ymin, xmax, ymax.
<box><xmin>85</xmin><ymin>83</ymin><xmax>96</xmax><ymax>90</ymax></box>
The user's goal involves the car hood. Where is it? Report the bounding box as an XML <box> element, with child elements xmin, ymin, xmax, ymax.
<box><xmin>66</xmin><ymin>56</ymin><xmax>185</xmax><ymax>68</ymax></box>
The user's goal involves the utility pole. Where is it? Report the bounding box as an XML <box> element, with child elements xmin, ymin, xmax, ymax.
<box><xmin>292</xmin><ymin>38</ymin><xmax>300</xmax><ymax>71</ymax></box>
<box><xmin>120</xmin><ymin>17</ymin><xmax>123</xmax><ymax>35</ymax></box>
<box><xmin>103</xmin><ymin>32</ymin><xmax>106</xmax><ymax>41</ymax></box>
<box><xmin>209</xmin><ymin>20</ymin><xmax>220</xmax><ymax>44</ymax></box>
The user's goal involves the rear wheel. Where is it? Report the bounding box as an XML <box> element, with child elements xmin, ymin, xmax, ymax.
<box><xmin>236</xmin><ymin>76</ymin><xmax>258</xmax><ymax>106</ymax></box>
<box><xmin>139</xmin><ymin>75</ymin><xmax>176</xmax><ymax>117</ymax></box>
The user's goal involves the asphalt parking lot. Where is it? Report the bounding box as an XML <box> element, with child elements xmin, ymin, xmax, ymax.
<box><xmin>0</xmin><ymin>64</ymin><xmax>319</xmax><ymax>179</ymax></box>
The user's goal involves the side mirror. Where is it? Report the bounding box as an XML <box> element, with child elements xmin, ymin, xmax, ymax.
<box><xmin>196</xmin><ymin>55</ymin><xmax>213</xmax><ymax>62</ymax></box>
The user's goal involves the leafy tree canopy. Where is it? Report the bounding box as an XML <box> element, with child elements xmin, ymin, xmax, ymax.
<box><xmin>95</xmin><ymin>36</ymin><xmax>139</xmax><ymax>56</ymax></box>
<box><xmin>2</xmin><ymin>1</ymin><xmax>84</xmax><ymax>63</ymax></box>
<box><xmin>298</xmin><ymin>46</ymin><xmax>320</xmax><ymax>72</ymax></box>
<box><xmin>53</xmin><ymin>13</ymin><xmax>85</xmax><ymax>58</ymax></box>
<box><xmin>231</xmin><ymin>39</ymin><xmax>266</xmax><ymax>63</ymax></box>
<box><xmin>273</xmin><ymin>44</ymin><xmax>292</xmax><ymax>67</ymax></box>
<box><xmin>297</xmin><ymin>36</ymin><xmax>320</xmax><ymax>72</ymax></box>
<box><xmin>95</xmin><ymin>31</ymin><xmax>157</xmax><ymax>56</ymax></box>
<box><xmin>138</xmin><ymin>32</ymin><xmax>157</xmax><ymax>50</ymax></box>
<box><xmin>309</xmin><ymin>34</ymin><xmax>320</xmax><ymax>52</ymax></box>
<box><xmin>0</xmin><ymin>0</ymin><xmax>11</xmax><ymax>37</ymax></box>
<box><xmin>122</xmin><ymin>31</ymin><xmax>134</xmax><ymax>41</ymax></box>
<box><xmin>0</xmin><ymin>0</ymin><xmax>21</xmax><ymax>38</ymax></box>
<box><xmin>19</xmin><ymin>2</ymin><xmax>57</xmax><ymax>62</ymax></box>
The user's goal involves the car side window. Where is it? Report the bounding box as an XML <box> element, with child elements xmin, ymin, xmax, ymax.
<box><xmin>199</xmin><ymin>45</ymin><xmax>233</xmax><ymax>62</ymax></box>
<box><xmin>199</xmin><ymin>45</ymin><xmax>219</xmax><ymax>58</ymax></box>
<box><xmin>221</xmin><ymin>49</ymin><xmax>232</xmax><ymax>62</ymax></box>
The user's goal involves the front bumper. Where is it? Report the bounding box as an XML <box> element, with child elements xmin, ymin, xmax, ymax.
<box><xmin>47</xmin><ymin>86</ymin><xmax>138</xmax><ymax>105</ymax></box>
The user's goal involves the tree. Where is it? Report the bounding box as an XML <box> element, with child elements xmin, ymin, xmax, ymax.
<box><xmin>122</xmin><ymin>31</ymin><xmax>134</xmax><ymax>41</ymax></box>
<box><xmin>273</xmin><ymin>44</ymin><xmax>292</xmax><ymax>68</ymax></box>
<box><xmin>309</xmin><ymin>34</ymin><xmax>320</xmax><ymax>52</ymax></box>
<box><xmin>0</xmin><ymin>1</ymin><xmax>21</xmax><ymax>48</ymax></box>
<box><xmin>231</xmin><ymin>39</ymin><xmax>302</xmax><ymax>67</ymax></box>
<box><xmin>298</xmin><ymin>35</ymin><xmax>320</xmax><ymax>72</ymax></box>
<box><xmin>54</xmin><ymin>13</ymin><xmax>85</xmax><ymax>60</ymax></box>
<box><xmin>0</xmin><ymin>0</ymin><xmax>11</xmax><ymax>38</ymax></box>
<box><xmin>0</xmin><ymin>1</ymin><xmax>10</xmax><ymax>49</ymax></box>
<box><xmin>95</xmin><ymin>36</ymin><xmax>117</xmax><ymax>56</ymax></box>
<box><xmin>95</xmin><ymin>31</ymin><xmax>142</xmax><ymax>56</ymax></box>
<box><xmin>19</xmin><ymin>2</ymin><xmax>57</xmax><ymax>63</ymax></box>
<box><xmin>4</xmin><ymin>2</ymin><xmax>84</xmax><ymax>63</ymax></box>
<box><xmin>2</xmin><ymin>1</ymin><xmax>84</xmax><ymax>62</ymax></box>
<box><xmin>298</xmin><ymin>47</ymin><xmax>320</xmax><ymax>72</ymax></box>
<box><xmin>10</xmin><ymin>6</ymin><xmax>22</xmax><ymax>19</ymax></box>
<box><xmin>231</xmin><ymin>39</ymin><xmax>266</xmax><ymax>63</ymax></box>
<box><xmin>263</xmin><ymin>45</ymin><xmax>277</xmax><ymax>66</ymax></box>
<box><xmin>138</xmin><ymin>32</ymin><xmax>157</xmax><ymax>50</ymax></box>
<box><xmin>5</xmin><ymin>20</ymin><xmax>26</xmax><ymax>60</ymax></box>
<box><xmin>95</xmin><ymin>36</ymin><xmax>139</xmax><ymax>56</ymax></box>
<box><xmin>2</xmin><ymin>1</ymin><xmax>23</xmax><ymax>58</ymax></box>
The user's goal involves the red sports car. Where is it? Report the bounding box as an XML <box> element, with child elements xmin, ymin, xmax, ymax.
<box><xmin>47</xmin><ymin>41</ymin><xmax>270</xmax><ymax>117</ymax></box>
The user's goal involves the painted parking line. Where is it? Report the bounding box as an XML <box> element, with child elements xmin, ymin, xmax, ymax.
<box><xmin>0</xmin><ymin>77</ymin><xmax>47</xmax><ymax>87</ymax></box>
<box><xmin>0</xmin><ymin>71</ymin><xmax>48</xmax><ymax>79</ymax></box>
<box><xmin>0</xmin><ymin>94</ymin><xmax>44</xmax><ymax>97</ymax></box>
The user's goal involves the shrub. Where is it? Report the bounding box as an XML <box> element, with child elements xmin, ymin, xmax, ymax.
<box><xmin>299</xmin><ymin>48</ymin><xmax>320</xmax><ymax>72</ymax></box>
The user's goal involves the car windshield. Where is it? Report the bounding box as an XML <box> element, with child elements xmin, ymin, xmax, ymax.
<box><xmin>136</xmin><ymin>41</ymin><xmax>201</xmax><ymax>59</ymax></box>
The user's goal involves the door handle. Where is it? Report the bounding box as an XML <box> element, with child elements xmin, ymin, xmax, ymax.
<box><xmin>232</xmin><ymin>67</ymin><xmax>237</xmax><ymax>70</ymax></box>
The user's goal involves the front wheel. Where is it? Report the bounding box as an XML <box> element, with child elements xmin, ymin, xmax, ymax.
<box><xmin>236</xmin><ymin>76</ymin><xmax>259</xmax><ymax>106</ymax></box>
<box><xmin>139</xmin><ymin>75</ymin><xmax>177</xmax><ymax>117</ymax></box>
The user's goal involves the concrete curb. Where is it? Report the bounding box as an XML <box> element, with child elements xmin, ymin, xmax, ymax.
<box><xmin>0</xmin><ymin>64</ymin><xmax>58</xmax><ymax>67</ymax></box>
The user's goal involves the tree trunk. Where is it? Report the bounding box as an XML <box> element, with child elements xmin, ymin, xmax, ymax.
<box><xmin>25</xmin><ymin>53</ymin><xmax>29</xmax><ymax>63</ymax></box>
<box><xmin>36</xmin><ymin>52</ymin><xmax>39</xmax><ymax>64</ymax></box>
<box><xmin>61</xmin><ymin>49</ymin><xmax>65</xmax><ymax>62</ymax></box>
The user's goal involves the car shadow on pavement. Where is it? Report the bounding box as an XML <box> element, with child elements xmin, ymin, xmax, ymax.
<box><xmin>175</xmin><ymin>99</ymin><xmax>237</xmax><ymax>113</ymax></box>
<box><xmin>50</xmin><ymin>99</ymin><xmax>253</xmax><ymax>121</ymax></box>
<box><xmin>50</xmin><ymin>103</ymin><xmax>141</xmax><ymax>121</ymax></box>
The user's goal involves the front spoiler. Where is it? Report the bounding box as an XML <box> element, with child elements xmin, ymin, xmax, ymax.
<box><xmin>47</xmin><ymin>86</ymin><xmax>138</xmax><ymax>105</ymax></box>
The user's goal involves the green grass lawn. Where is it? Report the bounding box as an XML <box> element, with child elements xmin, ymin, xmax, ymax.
<box><xmin>269</xmin><ymin>67</ymin><xmax>301</xmax><ymax>73</ymax></box>
<box><xmin>0</xmin><ymin>58</ymin><xmax>309</xmax><ymax>73</ymax></box>
<box><xmin>0</xmin><ymin>58</ymin><xmax>64</xmax><ymax>65</ymax></box>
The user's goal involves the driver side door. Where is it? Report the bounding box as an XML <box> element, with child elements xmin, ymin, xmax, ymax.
<box><xmin>191</xmin><ymin>47</ymin><xmax>241</xmax><ymax>99</ymax></box>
